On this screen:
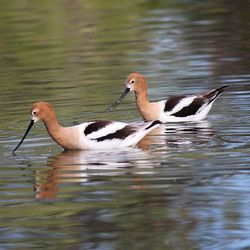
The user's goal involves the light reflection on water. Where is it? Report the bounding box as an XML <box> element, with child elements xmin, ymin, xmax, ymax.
<box><xmin>0</xmin><ymin>0</ymin><xmax>250</xmax><ymax>249</ymax></box>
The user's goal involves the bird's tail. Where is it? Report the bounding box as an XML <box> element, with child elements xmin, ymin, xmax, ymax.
<box><xmin>145</xmin><ymin>120</ymin><xmax>162</xmax><ymax>130</ymax></box>
<box><xmin>121</xmin><ymin>120</ymin><xmax>162</xmax><ymax>147</ymax></box>
<box><xmin>205</xmin><ymin>85</ymin><xmax>228</xmax><ymax>105</ymax></box>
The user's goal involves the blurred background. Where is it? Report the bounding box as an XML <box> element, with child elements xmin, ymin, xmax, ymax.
<box><xmin>0</xmin><ymin>0</ymin><xmax>250</xmax><ymax>249</ymax></box>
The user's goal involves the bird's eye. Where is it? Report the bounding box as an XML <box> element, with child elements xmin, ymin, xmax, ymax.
<box><xmin>32</xmin><ymin>111</ymin><xmax>37</xmax><ymax>115</ymax></box>
<box><xmin>130</xmin><ymin>79</ymin><xmax>135</xmax><ymax>84</ymax></box>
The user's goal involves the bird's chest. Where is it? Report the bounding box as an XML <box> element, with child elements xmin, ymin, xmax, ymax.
<box><xmin>137</xmin><ymin>103</ymin><xmax>160</xmax><ymax>121</ymax></box>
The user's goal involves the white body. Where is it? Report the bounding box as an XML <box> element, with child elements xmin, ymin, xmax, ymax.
<box><xmin>157</xmin><ymin>96</ymin><xmax>216</xmax><ymax>123</ymax></box>
<box><xmin>73</xmin><ymin>121</ymin><xmax>160</xmax><ymax>150</ymax></box>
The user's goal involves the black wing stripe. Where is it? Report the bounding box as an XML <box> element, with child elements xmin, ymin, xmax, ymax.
<box><xmin>94</xmin><ymin>125</ymin><xmax>136</xmax><ymax>142</ymax></box>
<box><xmin>164</xmin><ymin>95</ymin><xmax>187</xmax><ymax>112</ymax></box>
<box><xmin>84</xmin><ymin>121</ymin><xmax>112</xmax><ymax>136</ymax></box>
<box><xmin>172</xmin><ymin>98</ymin><xmax>205</xmax><ymax>117</ymax></box>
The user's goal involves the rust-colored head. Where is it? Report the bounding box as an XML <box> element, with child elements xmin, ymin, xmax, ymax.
<box><xmin>106</xmin><ymin>72</ymin><xmax>148</xmax><ymax>111</ymax></box>
<box><xmin>30</xmin><ymin>102</ymin><xmax>56</xmax><ymax>123</ymax></box>
<box><xmin>126</xmin><ymin>72</ymin><xmax>148</xmax><ymax>92</ymax></box>
<box><xmin>12</xmin><ymin>102</ymin><xmax>56</xmax><ymax>154</ymax></box>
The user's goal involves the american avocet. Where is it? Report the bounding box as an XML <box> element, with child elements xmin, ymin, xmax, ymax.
<box><xmin>107</xmin><ymin>73</ymin><xmax>228</xmax><ymax>123</ymax></box>
<box><xmin>12</xmin><ymin>102</ymin><xmax>161</xmax><ymax>154</ymax></box>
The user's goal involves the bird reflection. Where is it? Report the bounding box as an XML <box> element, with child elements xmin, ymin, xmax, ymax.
<box><xmin>34</xmin><ymin>121</ymin><xmax>217</xmax><ymax>199</ymax></box>
<box><xmin>34</xmin><ymin>127</ymin><xmax>166</xmax><ymax>199</ymax></box>
<box><xmin>164</xmin><ymin>120</ymin><xmax>216</xmax><ymax>147</ymax></box>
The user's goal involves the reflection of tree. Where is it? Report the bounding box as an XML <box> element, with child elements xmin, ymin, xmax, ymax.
<box><xmin>184</xmin><ymin>1</ymin><xmax>250</xmax><ymax>77</ymax></box>
<box><xmin>1</xmin><ymin>0</ymin><xmax>248</xmax><ymax>122</ymax></box>
<box><xmin>0</xmin><ymin>0</ymin><xmax>153</xmax><ymax>105</ymax></box>
<box><xmin>34</xmin><ymin>145</ymin><xmax>199</xmax><ymax>249</ymax></box>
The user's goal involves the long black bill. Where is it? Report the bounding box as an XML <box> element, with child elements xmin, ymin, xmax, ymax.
<box><xmin>106</xmin><ymin>87</ymin><xmax>130</xmax><ymax>112</ymax></box>
<box><xmin>12</xmin><ymin>120</ymin><xmax>34</xmax><ymax>155</ymax></box>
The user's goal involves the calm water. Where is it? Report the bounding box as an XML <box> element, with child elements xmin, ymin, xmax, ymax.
<box><xmin>0</xmin><ymin>0</ymin><xmax>250</xmax><ymax>249</ymax></box>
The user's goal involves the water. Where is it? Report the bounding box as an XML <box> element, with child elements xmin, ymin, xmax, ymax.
<box><xmin>0</xmin><ymin>0</ymin><xmax>250</xmax><ymax>249</ymax></box>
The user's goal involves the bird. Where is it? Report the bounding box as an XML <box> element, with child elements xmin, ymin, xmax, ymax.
<box><xmin>12</xmin><ymin>101</ymin><xmax>161</xmax><ymax>154</ymax></box>
<box><xmin>106</xmin><ymin>72</ymin><xmax>228</xmax><ymax>123</ymax></box>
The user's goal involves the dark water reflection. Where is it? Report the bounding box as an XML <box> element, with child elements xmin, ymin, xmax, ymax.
<box><xmin>0</xmin><ymin>0</ymin><xmax>250</xmax><ymax>249</ymax></box>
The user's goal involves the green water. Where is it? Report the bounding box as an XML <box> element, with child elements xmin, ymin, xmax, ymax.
<box><xmin>0</xmin><ymin>0</ymin><xmax>250</xmax><ymax>249</ymax></box>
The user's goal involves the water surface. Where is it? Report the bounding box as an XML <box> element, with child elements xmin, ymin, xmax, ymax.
<box><xmin>0</xmin><ymin>0</ymin><xmax>250</xmax><ymax>249</ymax></box>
